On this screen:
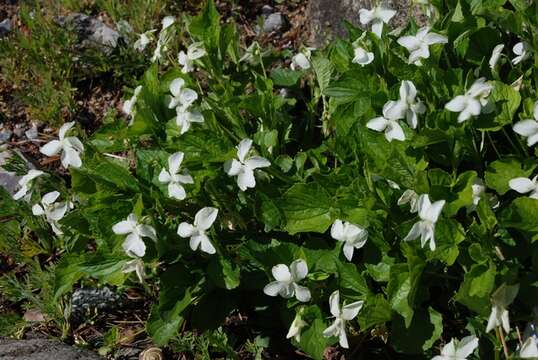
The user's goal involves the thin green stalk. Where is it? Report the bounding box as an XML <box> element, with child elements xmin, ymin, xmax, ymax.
<box><xmin>265</xmin><ymin>167</ymin><xmax>294</xmax><ymax>185</ymax></box>
<box><xmin>487</xmin><ymin>131</ymin><xmax>502</xmax><ymax>159</ymax></box>
<box><xmin>501</xmin><ymin>127</ymin><xmax>523</xmax><ymax>157</ymax></box>
<box><xmin>259</xmin><ymin>54</ymin><xmax>267</xmax><ymax>79</ymax></box>
<box><xmin>469</xmin><ymin>126</ymin><xmax>484</xmax><ymax>170</ymax></box>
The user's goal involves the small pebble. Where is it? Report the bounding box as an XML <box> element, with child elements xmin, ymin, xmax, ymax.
<box><xmin>0</xmin><ymin>130</ymin><xmax>12</xmax><ymax>143</ymax></box>
<box><xmin>263</xmin><ymin>13</ymin><xmax>286</xmax><ymax>33</ymax></box>
<box><xmin>25</xmin><ymin>125</ymin><xmax>39</xmax><ymax>140</ymax></box>
<box><xmin>261</xmin><ymin>5</ymin><xmax>274</xmax><ymax>15</ymax></box>
<box><xmin>13</xmin><ymin>124</ymin><xmax>25</xmax><ymax>138</ymax></box>
<box><xmin>0</xmin><ymin>19</ymin><xmax>11</xmax><ymax>36</ymax></box>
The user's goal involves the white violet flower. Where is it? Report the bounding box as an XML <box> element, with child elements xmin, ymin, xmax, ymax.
<box><xmin>166</xmin><ymin>78</ymin><xmax>204</xmax><ymax>134</ymax></box>
<box><xmin>13</xmin><ymin>169</ymin><xmax>44</xmax><ymax>200</ymax></box>
<box><xmin>160</xmin><ymin>15</ymin><xmax>175</xmax><ymax>30</ymax></box>
<box><xmin>513</xmin><ymin>101</ymin><xmax>538</xmax><ymax>147</ymax></box>
<box><xmin>32</xmin><ymin>191</ymin><xmax>68</xmax><ymax>224</ymax></box>
<box><xmin>224</xmin><ymin>138</ymin><xmax>270</xmax><ymax>191</ymax></box>
<box><xmin>330</xmin><ymin>219</ymin><xmax>368</xmax><ymax>261</ymax></box>
<box><xmin>177</xmin><ymin>207</ymin><xmax>218</xmax><ymax>254</ymax></box>
<box><xmin>509</xmin><ymin>175</ymin><xmax>538</xmax><ymax>199</ymax></box>
<box><xmin>122</xmin><ymin>85</ymin><xmax>142</xmax><ymax>124</ymax></box>
<box><xmin>133</xmin><ymin>29</ymin><xmax>156</xmax><ymax>52</ymax></box>
<box><xmin>470</xmin><ymin>178</ymin><xmax>485</xmax><ymax>209</ymax></box>
<box><xmin>398</xmin><ymin>189</ymin><xmax>420</xmax><ymax>213</ymax></box>
<box><xmin>322</xmin><ymin>290</ymin><xmax>364</xmax><ymax>349</ymax></box>
<box><xmin>178</xmin><ymin>42</ymin><xmax>206</xmax><ymax>73</ymax></box>
<box><xmin>386</xmin><ymin>80</ymin><xmax>426</xmax><ymax>129</ymax></box>
<box><xmin>397</xmin><ymin>26</ymin><xmax>448</xmax><ymax>65</ymax></box>
<box><xmin>358</xmin><ymin>5</ymin><xmax>396</xmax><ymax>38</ymax></box>
<box><xmin>287</xmin><ymin>311</ymin><xmax>307</xmax><ymax>342</ymax></box>
<box><xmin>432</xmin><ymin>335</ymin><xmax>479</xmax><ymax>360</ymax></box>
<box><xmin>122</xmin><ymin>258</ymin><xmax>147</xmax><ymax>283</ymax></box>
<box><xmin>112</xmin><ymin>214</ymin><xmax>157</xmax><ymax>258</ymax></box>
<box><xmin>445</xmin><ymin>78</ymin><xmax>493</xmax><ymax>123</ymax></box>
<box><xmin>489</xmin><ymin>44</ymin><xmax>504</xmax><ymax>69</ymax></box>
<box><xmin>404</xmin><ymin>194</ymin><xmax>445</xmax><ymax>251</ymax></box>
<box><xmin>176</xmin><ymin>105</ymin><xmax>205</xmax><ymax>134</ymax></box>
<box><xmin>40</xmin><ymin>122</ymin><xmax>84</xmax><ymax>169</ymax></box>
<box><xmin>352</xmin><ymin>46</ymin><xmax>374</xmax><ymax>66</ymax></box>
<box><xmin>290</xmin><ymin>48</ymin><xmax>315</xmax><ymax>70</ymax></box>
<box><xmin>151</xmin><ymin>16</ymin><xmax>175</xmax><ymax>63</ymax></box>
<box><xmin>520</xmin><ymin>336</ymin><xmax>538</xmax><ymax>358</ymax></box>
<box><xmin>167</xmin><ymin>78</ymin><xmax>197</xmax><ymax>109</ymax></box>
<box><xmin>512</xmin><ymin>41</ymin><xmax>530</xmax><ymax>65</ymax></box>
<box><xmin>486</xmin><ymin>283</ymin><xmax>519</xmax><ymax>333</ymax></box>
<box><xmin>366</xmin><ymin>101</ymin><xmax>406</xmax><ymax>142</ymax></box>
<box><xmin>263</xmin><ymin>259</ymin><xmax>311</xmax><ymax>302</ymax></box>
<box><xmin>158</xmin><ymin>152</ymin><xmax>193</xmax><ymax>200</ymax></box>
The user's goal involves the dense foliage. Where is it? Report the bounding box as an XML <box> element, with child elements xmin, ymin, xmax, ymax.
<box><xmin>3</xmin><ymin>0</ymin><xmax>538</xmax><ymax>358</ymax></box>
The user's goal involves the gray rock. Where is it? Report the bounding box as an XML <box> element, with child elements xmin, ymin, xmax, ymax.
<box><xmin>0</xmin><ymin>129</ymin><xmax>12</xmax><ymax>143</ymax></box>
<box><xmin>55</xmin><ymin>13</ymin><xmax>120</xmax><ymax>51</ymax></box>
<box><xmin>0</xmin><ymin>150</ymin><xmax>34</xmax><ymax>195</ymax></box>
<box><xmin>261</xmin><ymin>5</ymin><xmax>274</xmax><ymax>15</ymax></box>
<box><xmin>13</xmin><ymin>124</ymin><xmax>25</xmax><ymax>138</ymax></box>
<box><xmin>71</xmin><ymin>287</ymin><xmax>122</xmax><ymax>325</ymax></box>
<box><xmin>25</xmin><ymin>125</ymin><xmax>38</xmax><ymax>140</ymax></box>
<box><xmin>0</xmin><ymin>338</ymin><xmax>103</xmax><ymax>360</ymax></box>
<box><xmin>263</xmin><ymin>12</ymin><xmax>286</xmax><ymax>33</ymax></box>
<box><xmin>0</xmin><ymin>19</ymin><xmax>11</xmax><ymax>36</ymax></box>
<box><xmin>0</xmin><ymin>150</ymin><xmax>21</xmax><ymax>195</ymax></box>
<box><xmin>305</xmin><ymin>0</ymin><xmax>427</xmax><ymax>47</ymax></box>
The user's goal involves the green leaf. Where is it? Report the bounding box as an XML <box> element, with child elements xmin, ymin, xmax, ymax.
<box><xmin>190</xmin><ymin>290</ymin><xmax>237</xmax><ymax>330</ymax></box>
<box><xmin>72</xmin><ymin>157</ymin><xmax>139</xmax><ymax>194</ymax></box>
<box><xmin>189</xmin><ymin>0</ymin><xmax>220</xmax><ymax>42</ymax></box>
<box><xmin>337</xmin><ymin>262</ymin><xmax>370</xmax><ymax>299</ymax></box>
<box><xmin>423</xmin><ymin>308</ymin><xmax>443</xmax><ymax>351</ymax></box>
<box><xmin>476</xmin><ymin>81</ymin><xmax>521</xmax><ymax>130</ymax></box>
<box><xmin>280</xmin><ymin>182</ymin><xmax>333</xmax><ymax>234</ymax></box>
<box><xmin>490</xmin><ymin>81</ymin><xmax>521</xmax><ymax>126</ymax></box>
<box><xmin>54</xmin><ymin>253</ymin><xmax>127</xmax><ymax>300</ymax></box>
<box><xmin>485</xmin><ymin>158</ymin><xmax>535</xmax><ymax>195</ymax></box>
<box><xmin>147</xmin><ymin>289</ymin><xmax>191</xmax><ymax>346</ymax></box>
<box><xmin>365</xmin><ymin>255</ymin><xmax>395</xmax><ymax>282</ymax></box>
<box><xmin>271</xmin><ymin>68</ymin><xmax>302</xmax><ymax>87</ymax></box>
<box><xmin>431</xmin><ymin>219</ymin><xmax>466</xmax><ymax>265</ymax></box>
<box><xmin>455</xmin><ymin>263</ymin><xmax>496</xmax><ymax>315</ymax></box>
<box><xmin>390</xmin><ymin>308</ymin><xmax>443</xmax><ymax>354</ymax></box>
<box><xmin>387</xmin><ymin>265</ymin><xmax>414</xmax><ymax>326</ymax></box>
<box><xmin>387</xmin><ymin>253</ymin><xmax>425</xmax><ymax>327</ymax></box>
<box><xmin>207</xmin><ymin>256</ymin><xmax>241</xmax><ymax>290</ymax></box>
<box><xmin>476</xmin><ymin>196</ymin><xmax>498</xmax><ymax>231</ymax></box>
<box><xmin>470</xmin><ymin>0</ymin><xmax>507</xmax><ymax>14</ymax></box>
<box><xmin>95</xmin><ymin>161</ymin><xmax>139</xmax><ymax>192</ymax></box>
<box><xmin>358</xmin><ymin>294</ymin><xmax>392</xmax><ymax>330</ymax></box>
<box><xmin>500</xmin><ymin>197</ymin><xmax>538</xmax><ymax>233</ymax></box>
<box><xmin>54</xmin><ymin>254</ymin><xmax>85</xmax><ymax>300</ymax></box>
<box><xmin>257</xmin><ymin>192</ymin><xmax>283</xmax><ymax>232</ymax></box>
<box><xmin>147</xmin><ymin>264</ymin><xmax>195</xmax><ymax>345</ymax></box>
<box><xmin>136</xmin><ymin>149</ymin><xmax>169</xmax><ymax>184</ymax></box>
<box><xmin>299</xmin><ymin>318</ymin><xmax>330</xmax><ymax>360</ymax></box>
<box><xmin>311</xmin><ymin>57</ymin><xmax>333</xmax><ymax>94</ymax></box>
<box><xmin>465</xmin><ymin>27</ymin><xmax>502</xmax><ymax>64</ymax></box>
<box><xmin>444</xmin><ymin>171</ymin><xmax>477</xmax><ymax>216</ymax></box>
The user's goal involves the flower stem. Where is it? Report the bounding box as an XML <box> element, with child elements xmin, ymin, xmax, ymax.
<box><xmin>487</xmin><ymin>132</ymin><xmax>502</xmax><ymax>158</ymax></box>
<box><xmin>496</xmin><ymin>326</ymin><xmax>510</xmax><ymax>359</ymax></box>
<box><xmin>501</xmin><ymin>127</ymin><xmax>523</xmax><ymax>157</ymax></box>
